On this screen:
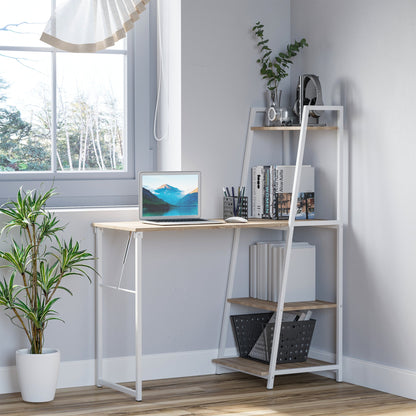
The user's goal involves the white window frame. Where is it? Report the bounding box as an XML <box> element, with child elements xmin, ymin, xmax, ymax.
<box><xmin>0</xmin><ymin>8</ymin><xmax>154</xmax><ymax>207</ymax></box>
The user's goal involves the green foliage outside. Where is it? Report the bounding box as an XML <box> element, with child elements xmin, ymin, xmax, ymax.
<box><xmin>0</xmin><ymin>77</ymin><xmax>124</xmax><ymax>172</ymax></box>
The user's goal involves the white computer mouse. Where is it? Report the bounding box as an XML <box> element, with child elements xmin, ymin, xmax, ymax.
<box><xmin>225</xmin><ymin>216</ymin><xmax>248</xmax><ymax>223</ymax></box>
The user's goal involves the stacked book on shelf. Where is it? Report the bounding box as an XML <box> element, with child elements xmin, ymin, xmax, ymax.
<box><xmin>249</xmin><ymin>241</ymin><xmax>316</xmax><ymax>302</ymax></box>
<box><xmin>251</xmin><ymin>165</ymin><xmax>315</xmax><ymax>219</ymax></box>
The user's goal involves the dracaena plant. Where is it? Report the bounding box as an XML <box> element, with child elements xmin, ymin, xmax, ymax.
<box><xmin>252</xmin><ymin>21</ymin><xmax>308</xmax><ymax>91</ymax></box>
<box><xmin>0</xmin><ymin>188</ymin><xmax>94</xmax><ymax>354</ymax></box>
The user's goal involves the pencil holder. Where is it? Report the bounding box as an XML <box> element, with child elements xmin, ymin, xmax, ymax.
<box><xmin>223</xmin><ymin>196</ymin><xmax>248</xmax><ymax>219</ymax></box>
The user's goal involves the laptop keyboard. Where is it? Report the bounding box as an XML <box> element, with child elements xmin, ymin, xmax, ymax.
<box><xmin>151</xmin><ymin>218</ymin><xmax>209</xmax><ymax>223</ymax></box>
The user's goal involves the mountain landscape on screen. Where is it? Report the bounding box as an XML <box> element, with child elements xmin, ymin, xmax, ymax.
<box><xmin>142</xmin><ymin>184</ymin><xmax>199</xmax><ymax>217</ymax></box>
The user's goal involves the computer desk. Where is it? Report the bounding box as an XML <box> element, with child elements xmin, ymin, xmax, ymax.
<box><xmin>92</xmin><ymin>219</ymin><xmax>288</xmax><ymax>401</ymax></box>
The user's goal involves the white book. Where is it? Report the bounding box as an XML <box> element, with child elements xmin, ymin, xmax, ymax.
<box><xmin>266</xmin><ymin>241</ymin><xmax>316</xmax><ymax>303</ymax></box>
<box><xmin>304</xmin><ymin>310</ymin><xmax>313</xmax><ymax>320</ymax></box>
<box><xmin>251</xmin><ymin>166</ymin><xmax>264</xmax><ymax>218</ymax></box>
<box><xmin>256</xmin><ymin>242</ymin><xmax>268</xmax><ymax>300</ymax></box>
<box><xmin>269</xmin><ymin>245</ymin><xmax>283</xmax><ymax>302</ymax></box>
<box><xmin>283</xmin><ymin>312</ymin><xmax>298</xmax><ymax>322</ymax></box>
<box><xmin>298</xmin><ymin>312</ymin><xmax>307</xmax><ymax>321</ymax></box>
<box><xmin>249</xmin><ymin>244</ymin><xmax>257</xmax><ymax>298</ymax></box>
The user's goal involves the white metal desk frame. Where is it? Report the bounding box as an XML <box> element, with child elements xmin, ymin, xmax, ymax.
<box><xmin>93</xmin><ymin>220</ymin><xmax>288</xmax><ymax>401</ymax></box>
<box><xmin>95</xmin><ymin>229</ymin><xmax>143</xmax><ymax>401</ymax></box>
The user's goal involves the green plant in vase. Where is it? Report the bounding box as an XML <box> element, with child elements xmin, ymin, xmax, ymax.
<box><xmin>252</xmin><ymin>21</ymin><xmax>308</xmax><ymax>125</ymax></box>
<box><xmin>0</xmin><ymin>187</ymin><xmax>95</xmax><ymax>354</ymax></box>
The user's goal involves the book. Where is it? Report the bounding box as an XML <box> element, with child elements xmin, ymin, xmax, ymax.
<box><xmin>274</xmin><ymin>165</ymin><xmax>315</xmax><ymax>220</ymax></box>
<box><xmin>263</xmin><ymin>166</ymin><xmax>273</xmax><ymax>219</ymax></box>
<box><xmin>256</xmin><ymin>242</ymin><xmax>268</xmax><ymax>300</ymax></box>
<box><xmin>269</xmin><ymin>244</ymin><xmax>283</xmax><ymax>302</ymax></box>
<box><xmin>251</xmin><ymin>164</ymin><xmax>315</xmax><ymax>220</ymax></box>
<box><xmin>251</xmin><ymin>166</ymin><xmax>264</xmax><ymax>218</ymax></box>
<box><xmin>249</xmin><ymin>244</ymin><xmax>257</xmax><ymax>298</ymax></box>
<box><xmin>267</xmin><ymin>241</ymin><xmax>316</xmax><ymax>302</ymax></box>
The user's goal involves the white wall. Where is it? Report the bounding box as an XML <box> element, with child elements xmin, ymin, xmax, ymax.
<box><xmin>291</xmin><ymin>0</ymin><xmax>416</xmax><ymax>399</ymax></box>
<box><xmin>181</xmin><ymin>0</ymin><xmax>291</xmax><ymax>216</ymax></box>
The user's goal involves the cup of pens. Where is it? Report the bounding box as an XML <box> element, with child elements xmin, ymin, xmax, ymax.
<box><xmin>223</xmin><ymin>186</ymin><xmax>248</xmax><ymax>219</ymax></box>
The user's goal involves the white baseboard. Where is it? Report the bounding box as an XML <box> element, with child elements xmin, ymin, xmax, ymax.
<box><xmin>2</xmin><ymin>348</ymin><xmax>416</xmax><ymax>401</ymax></box>
<box><xmin>0</xmin><ymin>348</ymin><xmax>237</xmax><ymax>395</ymax></box>
<box><xmin>343</xmin><ymin>355</ymin><xmax>416</xmax><ymax>401</ymax></box>
<box><xmin>309</xmin><ymin>348</ymin><xmax>416</xmax><ymax>401</ymax></box>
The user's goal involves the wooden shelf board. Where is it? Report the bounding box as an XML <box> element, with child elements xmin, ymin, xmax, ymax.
<box><xmin>213</xmin><ymin>357</ymin><xmax>335</xmax><ymax>378</ymax></box>
<box><xmin>227</xmin><ymin>298</ymin><xmax>337</xmax><ymax>312</ymax></box>
<box><xmin>251</xmin><ymin>126</ymin><xmax>337</xmax><ymax>131</ymax></box>
<box><xmin>293</xmin><ymin>219</ymin><xmax>342</xmax><ymax>228</ymax></box>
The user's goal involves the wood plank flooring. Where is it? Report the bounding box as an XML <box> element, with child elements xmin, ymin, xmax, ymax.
<box><xmin>1</xmin><ymin>372</ymin><xmax>416</xmax><ymax>416</ymax></box>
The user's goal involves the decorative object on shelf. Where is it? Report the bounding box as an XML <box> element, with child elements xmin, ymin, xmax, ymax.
<box><xmin>0</xmin><ymin>188</ymin><xmax>95</xmax><ymax>402</ymax></box>
<box><xmin>252</xmin><ymin>21</ymin><xmax>308</xmax><ymax>126</ymax></box>
<box><xmin>293</xmin><ymin>74</ymin><xmax>324</xmax><ymax>125</ymax></box>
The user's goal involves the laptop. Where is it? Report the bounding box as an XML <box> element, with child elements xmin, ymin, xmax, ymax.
<box><xmin>138</xmin><ymin>171</ymin><xmax>223</xmax><ymax>226</ymax></box>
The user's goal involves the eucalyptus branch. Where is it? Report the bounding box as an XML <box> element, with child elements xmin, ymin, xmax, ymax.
<box><xmin>252</xmin><ymin>21</ymin><xmax>308</xmax><ymax>91</ymax></box>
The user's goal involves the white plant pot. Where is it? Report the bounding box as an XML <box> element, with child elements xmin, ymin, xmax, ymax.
<box><xmin>16</xmin><ymin>348</ymin><xmax>60</xmax><ymax>403</ymax></box>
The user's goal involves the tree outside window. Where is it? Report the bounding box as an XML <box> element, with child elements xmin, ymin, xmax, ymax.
<box><xmin>0</xmin><ymin>1</ymin><xmax>127</xmax><ymax>173</ymax></box>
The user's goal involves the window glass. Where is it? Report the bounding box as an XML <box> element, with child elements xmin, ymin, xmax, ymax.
<box><xmin>56</xmin><ymin>53</ymin><xmax>126</xmax><ymax>172</ymax></box>
<box><xmin>0</xmin><ymin>51</ymin><xmax>51</xmax><ymax>171</ymax></box>
<box><xmin>0</xmin><ymin>1</ymin><xmax>130</xmax><ymax>174</ymax></box>
<box><xmin>0</xmin><ymin>0</ymin><xmax>48</xmax><ymax>47</ymax></box>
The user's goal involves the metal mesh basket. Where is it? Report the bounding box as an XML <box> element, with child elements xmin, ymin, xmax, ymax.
<box><xmin>223</xmin><ymin>196</ymin><xmax>248</xmax><ymax>219</ymax></box>
<box><xmin>231</xmin><ymin>313</ymin><xmax>315</xmax><ymax>364</ymax></box>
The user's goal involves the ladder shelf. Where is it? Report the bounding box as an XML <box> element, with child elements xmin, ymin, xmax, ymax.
<box><xmin>214</xmin><ymin>105</ymin><xmax>345</xmax><ymax>389</ymax></box>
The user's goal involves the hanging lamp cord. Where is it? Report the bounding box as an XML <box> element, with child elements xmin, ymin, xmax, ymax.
<box><xmin>153</xmin><ymin>0</ymin><xmax>168</xmax><ymax>142</ymax></box>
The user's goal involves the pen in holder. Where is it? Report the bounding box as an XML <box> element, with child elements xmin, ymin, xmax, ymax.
<box><xmin>223</xmin><ymin>196</ymin><xmax>248</xmax><ymax>219</ymax></box>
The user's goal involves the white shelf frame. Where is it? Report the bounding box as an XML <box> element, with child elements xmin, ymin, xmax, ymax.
<box><xmin>216</xmin><ymin>105</ymin><xmax>345</xmax><ymax>389</ymax></box>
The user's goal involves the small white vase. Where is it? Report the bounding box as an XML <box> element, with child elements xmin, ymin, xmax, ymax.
<box><xmin>16</xmin><ymin>348</ymin><xmax>60</xmax><ymax>403</ymax></box>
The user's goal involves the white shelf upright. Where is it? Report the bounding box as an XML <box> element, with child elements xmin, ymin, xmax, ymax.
<box><xmin>214</xmin><ymin>105</ymin><xmax>345</xmax><ymax>389</ymax></box>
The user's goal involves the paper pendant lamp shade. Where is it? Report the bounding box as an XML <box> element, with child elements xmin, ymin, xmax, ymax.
<box><xmin>41</xmin><ymin>0</ymin><xmax>150</xmax><ymax>52</ymax></box>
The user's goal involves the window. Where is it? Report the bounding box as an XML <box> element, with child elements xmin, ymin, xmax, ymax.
<box><xmin>0</xmin><ymin>1</ymin><xmax>153</xmax><ymax>206</ymax></box>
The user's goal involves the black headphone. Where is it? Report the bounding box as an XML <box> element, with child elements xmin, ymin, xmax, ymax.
<box><xmin>293</xmin><ymin>74</ymin><xmax>323</xmax><ymax>119</ymax></box>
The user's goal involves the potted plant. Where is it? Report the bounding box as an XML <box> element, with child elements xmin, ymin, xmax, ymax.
<box><xmin>252</xmin><ymin>21</ymin><xmax>308</xmax><ymax>125</ymax></box>
<box><xmin>0</xmin><ymin>187</ymin><xmax>94</xmax><ymax>402</ymax></box>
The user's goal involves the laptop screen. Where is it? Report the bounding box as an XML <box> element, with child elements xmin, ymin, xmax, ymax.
<box><xmin>139</xmin><ymin>171</ymin><xmax>201</xmax><ymax>219</ymax></box>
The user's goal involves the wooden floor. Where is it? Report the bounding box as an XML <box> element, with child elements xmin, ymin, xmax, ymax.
<box><xmin>1</xmin><ymin>372</ymin><xmax>416</xmax><ymax>416</ymax></box>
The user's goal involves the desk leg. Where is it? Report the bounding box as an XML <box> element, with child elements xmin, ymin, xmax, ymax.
<box><xmin>95</xmin><ymin>227</ymin><xmax>103</xmax><ymax>388</ymax></box>
<box><xmin>134</xmin><ymin>232</ymin><xmax>143</xmax><ymax>401</ymax></box>
<box><xmin>218</xmin><ymin>228</ymin><xmax>241</xmax><ymax>362</ymax></box>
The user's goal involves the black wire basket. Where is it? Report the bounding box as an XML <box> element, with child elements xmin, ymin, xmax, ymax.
<box><xmin>231</xmin><ymin>313</ymin><xmax>315</xmax><ymax>364</ymax></box>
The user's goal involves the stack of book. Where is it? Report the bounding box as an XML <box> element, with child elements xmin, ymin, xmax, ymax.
<box><xmin>251</xmin><ymin>165</ymin><xmax>315</xmax><ymax>219</ymax></box>
<box><xmin>249</xmin><ymin>241</ymin><xmax>316</xmax><ymax>302</ymax></box>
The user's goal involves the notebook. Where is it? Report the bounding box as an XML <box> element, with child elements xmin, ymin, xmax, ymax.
<box><xmin>138</xmin><ymin>171</ymin><xmax>223</xmax><ymax>226</ymax></box>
